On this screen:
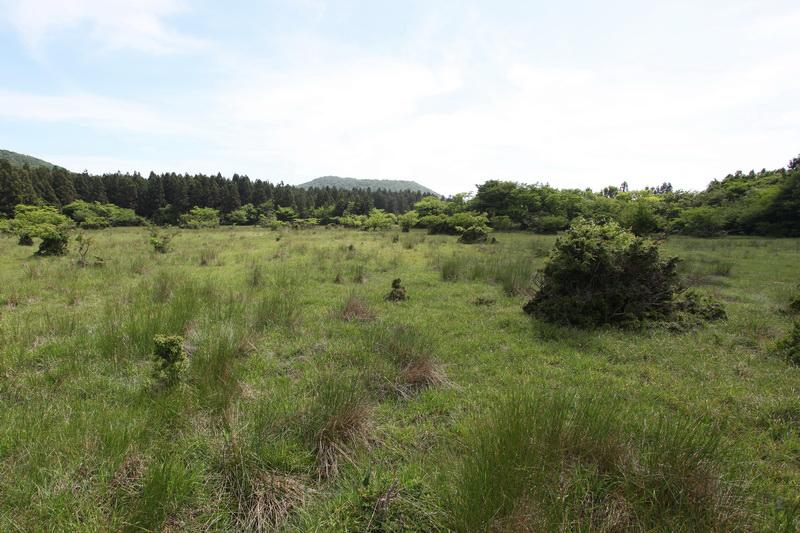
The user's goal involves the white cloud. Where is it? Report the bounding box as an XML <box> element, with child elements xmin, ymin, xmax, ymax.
<box><xmin>0</xmin><ymin>0</ymin><xmax>204</xmax><ymax>54</ymax></box>
<box><xmin>1</xmin><ymin>1</ymin><xmax>798</xmax><ymax>194</ymax></box>
<box><xmin>0</xmin><ymin>90</ymin><xmax>190</xmax><ymax>135</ymax></box>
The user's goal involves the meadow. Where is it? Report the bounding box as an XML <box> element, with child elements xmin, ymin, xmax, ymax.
<box><xmin>1</xmin><ymin>227</ymin><xmax>799</xmax><ymax>531</ymax></box>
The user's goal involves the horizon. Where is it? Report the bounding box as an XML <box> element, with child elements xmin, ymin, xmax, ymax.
<box><xmin>1</xmin><ymin>1</ymin><xmax>798</xmax><ymax>196</ymax></box>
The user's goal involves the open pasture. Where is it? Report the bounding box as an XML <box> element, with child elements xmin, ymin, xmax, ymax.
<box><xmin>1</xmin><ymin>227</ymin><xmax>799</xmax><ymax>531</ymax></box>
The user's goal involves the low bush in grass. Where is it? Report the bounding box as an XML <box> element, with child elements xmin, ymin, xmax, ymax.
<box><xmin>524</xmin><ymin>219</ymin><xmax>725</xmax><ymax>327</ymax></box>
<box><xmin>149</xmin><ymin>228</ymin><xmax>175</xmax><ymax>253</ymax></box>
<box><xmin>776</xmin><ymin>322</ymin><xmax>800</xmax><ymax>365</ymax></box>
<box><xmin>789</xmin><ymin>289</ymin><xmax>800</xmax><ymax>314</ymax></box>
<box><xmin>151</xmin><ymin>334</ymin><xmax>188</xmax><ymax>387</ymax></box>
<box><xmin>446</xmin><ymin>390</ymin><xmax>746</xmax><ymax>531</ymax></box>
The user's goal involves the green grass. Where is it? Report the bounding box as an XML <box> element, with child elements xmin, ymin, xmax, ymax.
<box><xmin>0</xmin><ymin>227</ymin><xmax>799</xmax><ymax>530</ymax></box>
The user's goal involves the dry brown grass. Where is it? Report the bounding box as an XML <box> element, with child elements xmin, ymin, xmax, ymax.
<box><xmin>395</xmin><ymin>357</ymin><xmax>446</xmax><ymax>397</ymax></box>
<box><xmin>340</xmin><ymin>294</ymin><xmax>376</xmax><ymax>322</ymax></box>
<box><xmin>313</xmin><ymin>401</ymin><xmax>372</xmax><ymax>479</ymax></box>
<box><xmin>235</xmin><ymin>473</ymin><xmax>308</xmax><ymax>531</ymax></box>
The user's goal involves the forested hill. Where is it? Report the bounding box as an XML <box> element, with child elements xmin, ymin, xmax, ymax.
<box><xmin>300</xmin><ymin>176</ymin><xmax>439</xmax><ymax>196</ymax></box>
<box><xmin>0</xmin><ymin>149</ymin><xmax>54</xmax><ymax>169</ymax></box>
<box><xmin>0</xmin><ymin>155</ymin><xmax>429</xmax><ymax>222</ymax></box>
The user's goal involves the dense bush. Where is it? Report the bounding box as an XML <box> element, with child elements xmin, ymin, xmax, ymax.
<box><xmin>776</xmin><ymin>322</ymin><xmax>800</xmax><ymax>365</ymax></box>
<box><xmin>63</xmin><ymin>200</ymin><xmax>142</xmax><ymax>228</ymax></box>
<box><xmin>673</xmin><ymin>206</ymin><xmax>726</xmax><ymax>237</ymax></box>
<box><xmin>619</xmin><ymin>199</ymin><xmax>665</xmax><ymax>235</ymax></box>
<box><xmin>457</xmin><ymin>225</ymin><xmax>489</xmax><ymax>244</ymax></box>
<box><xmin>526</xmin><ymin>214</ymin><xmax>568</xmax><ymax>234</ymax></box>
<box><xmin>179</xmin><ymin>206</ymin><xmax>220</xmax><ymax>228</ymax></box>
<box><xmin>398</xmin><ymin>211</ymin><xmax>418</xmax><ymax>232</ymax></box>
<box><xmin>151</xmin><ymin>334</ymin><xmax>188</xmax><ymax>386</ymax></box>
<box><xmin>362</xmin><ymin>209</ymin><xmax>396</xmax><ymax>230</ymax></box>
<box><xmin>420</xmin><ymin>212</ymin><xmax>489</xmax><ymax>235</ymax></box>
<box><xmin>8</xmin><ymin>204</ymin><xmax>72</xmax><ymax>256</ymax></box>
<box><xmin>523</xmin><ymin>219</ymin><xmax>723</xmax><ymax>327</ymax></box>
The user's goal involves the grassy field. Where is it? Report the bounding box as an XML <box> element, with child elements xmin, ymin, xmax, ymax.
<box><xmin>1</xmin><ymin>227</ymin><xmax>799</xmax><ymax>531</ymax></box>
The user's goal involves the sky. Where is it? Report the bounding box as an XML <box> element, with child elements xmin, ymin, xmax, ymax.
<box><xmin>0</xmin><ymin>0</ymin><xmax>798</xmax><ymax>195</ymax></box>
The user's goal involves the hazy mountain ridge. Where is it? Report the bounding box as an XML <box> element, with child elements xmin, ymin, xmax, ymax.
<box><xmin>300</xmin><ymin>176</ymin><xmax>439</xmax><ymax>196</ymax></box>
<box><xmin>0</xmin><ymin>149</ymin><xmax>55</xmax><ymax>169</ymax></box>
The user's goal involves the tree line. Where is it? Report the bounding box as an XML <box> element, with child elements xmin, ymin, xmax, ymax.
<box><xmin>1</xmin><ymin>154</ymin><xmax>798</xmax><ymax>237</ymax></box>
<box><xmin>0</xmin><ymin>162</ymin><xmax>427</xmax><ymax>222</ymax></box>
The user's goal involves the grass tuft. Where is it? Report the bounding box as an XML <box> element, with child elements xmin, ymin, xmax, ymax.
<box><xmin>303</xmin><ymin>375</ymin><xmax>371</xmax><ymax>479</ymax></box>
<box><xmin>340</xmin><ymin>293</ymin><xmax>376</xmax><ymax>322</ymax></box>
<box><xmin>447</xmin><ymin>390</ymin><xmax>744</xmax><ymax>532</ymax></box>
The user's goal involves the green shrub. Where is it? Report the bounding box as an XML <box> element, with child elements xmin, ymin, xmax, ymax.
<box><xmin>149</xmin><ymin>229</ymin><xmax>174</xmax><ymax>253</ymax></box>
<box><xmin>490</xmin><ymin>215</ymin><xmax>518</xmax><ymax>231</ymax></box>
<box><xmin>619</xmin><ymin>199</ymin><xmax>665</xmax><ymax>235</ymax></box>
<box><xmin>457</xmin><ymin>225</ymin><xmax>489</xmax><ymax>244</ymax></box>
<box><xmin>384</xmin><ymin>278</ymin><xmax>408</xmax><ymax>301</ymax></box>
<box><xmin>9</xmin><ymin>204</ymin><xmax>72</xmax><ymax>255</ymax></box>
<box><xmin>674</xmin><ymin>206</ymin><xmax>726</xmax><ymax>237</ymax></box>
<box><xmin>75</xmin><ymin>232</ymin><xmax>95</xmax><ymax>267</ymax></box>
<box><xmin>398</xmin><ymin>211</ymin><xmax>419</xmax><ymax>232</ymax></box>
<box><xmin>151</xmin><ymin>334</ymin><xmax>188</xmax><ymax>386</ymax></box>
<box><xmin>527</xmin><ymin>214</ymin><xmax>568</xmax><ymax>234</ymax></box>
<box><xmin>179</xmin><ymin>206</ymin><xmax>220</xmax><ymax>228</ymax></box>
<box><xmin>363</xmin><ymin>209</ymin><xmax>396</xmax><ymax>230</ymax></box>
<box><xmin>789</xmin><ymin>289</ymin><xmax>800</xmax><ymax>314</ymax></box>
<box><xmin>420</xmin><ymin>212</ymin><xmax>489</xmax><ymax>235</ymax></box>
<box><xmin>63</xmin><ymin>200</ymin><xmax>142</xmax><ymax>227</ymax></box>
<box><xmin>776</xmin><ymin>322</ymin><xmax>800</xmax><ymax>365</ymax></box>
<box><xmin>523</xmin><ymin>219</ymin><xmax>723</xmax><ymax>327</ymax></box>
<box><xmin>36</xmin><ymin>227</ymin><xmax>70</xmax><ymax>256</ymax></box>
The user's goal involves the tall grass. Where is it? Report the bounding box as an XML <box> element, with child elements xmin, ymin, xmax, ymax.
<box><xmin>439</xmin><ymin>253</ymin><xmax>537</xmax><ymax>295</ymax></box>
<box><xmin>302</xmin><ymin>375</ymin><xmax>371</xmax><ymax>479</ymax></box>
<box><xmin>369</xmin><ymin>323</ymin><xmax>444</xmax><ymax>393</ymax></box>
<box><xmin>447</xmin><ymin>390</ymin><xmax>742</xmax><ymax>532</ymax></box>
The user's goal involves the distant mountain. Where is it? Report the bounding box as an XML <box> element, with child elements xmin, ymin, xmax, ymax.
<box><xmin>300</xmin><ymin>176</ymin><xmax>439</xmax><ymax>196</ymax></box>
<box><xmin>0</xmin><ymin>149</ymin><xmax>55</xmax><ymax>169</ymax></box>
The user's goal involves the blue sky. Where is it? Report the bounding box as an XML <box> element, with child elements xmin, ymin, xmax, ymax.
<box><xmin>0</xmin><ymin>0</ymin><xmax>798</xmax><ymax>195</ymax></box>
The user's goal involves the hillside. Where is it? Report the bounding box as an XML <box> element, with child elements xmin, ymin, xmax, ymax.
<box><xmin>300</xmin><ymin>175</ymin><xmax>439</xmax><ymax>195</ymax></box>
<box><xmin>0</xmin><ymin>149</ymin><xmax>55</xmax><ymax>169</ymax></box>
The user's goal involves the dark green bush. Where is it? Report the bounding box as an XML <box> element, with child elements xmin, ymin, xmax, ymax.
<box><xmin>385</xmin><ymin>278</ymin><xmax>408</xmax><ymax>301</ymax></box>
<box><xmin>776</xmin><ymin>322</ymin><xmax>800</xmax><ymax>365</ymax></box>
<box><xmin>457</xmin><ymin>225</ymin><xmax>489</xmax><ymax>244</ymax></box>
<box><xmin>523</xmin><ymin>219</ymin><xmax>724</xmax><ymax>327</ymax></box>
<box><xmin>35</xmin><ymin>227</ymin><xmax>69</xmax><ymax>256</ymax></box>
<box><xmin>152</xmin><ymin>334</ymin><xmax>188</xmax><ymax>386</ymax></box>
<box><xmin>789</xmin><ymin>289</ymin><xmax>800</xmax><ymax>314</ymax></box>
